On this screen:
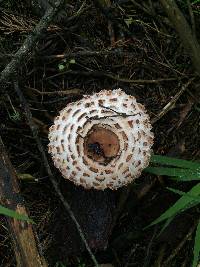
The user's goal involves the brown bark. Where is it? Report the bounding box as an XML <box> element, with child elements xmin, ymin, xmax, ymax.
<box><xmin>0</xmin><ymin>136</ymin><xmax>48</xmax><ymax>267</ymax></box>
<box><xmin>159</xmin><ymin>0</ymin><xmax>200</xmax><ymax>76</ymax></box>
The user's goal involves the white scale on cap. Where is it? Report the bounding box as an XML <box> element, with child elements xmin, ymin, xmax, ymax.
<box><xmin>48</xmin><ymin>89</ymin><xmax>154</xmax><ymax>190</ymax></box>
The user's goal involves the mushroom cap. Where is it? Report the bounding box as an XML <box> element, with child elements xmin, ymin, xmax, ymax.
<box><xmin>48</xmin><ymin>89</ymin><xmax>154</xmax><ymax>190</ymax></box>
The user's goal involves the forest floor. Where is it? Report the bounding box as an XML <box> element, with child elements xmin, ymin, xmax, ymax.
<box><xmin>0</xmin><ymin>1</ymin><xmax>200</xmax><ymax>267</ymax></box>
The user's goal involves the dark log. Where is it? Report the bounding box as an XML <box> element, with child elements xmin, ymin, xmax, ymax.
<box><xmin>45</xmin><ymin>181</ymin><xmax>116</xmax><ymax>264</ymax></box>
<box><xmin>0</xmin><ymin>136</ymin><xmax>48</xmax><ymax>267</ymax></box>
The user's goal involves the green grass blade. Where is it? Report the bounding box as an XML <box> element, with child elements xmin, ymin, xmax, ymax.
<box><xmin>0</xmin><ymin>205</ymin><xmax>34</xmax><ymax>223</ymax></box>
<box><xmin>145</xmin><ymin>166</ymin><xmax>200</xmax><ymax>180</ymax></box>
<box><xmin>193</xmin><ymin>220</ymin><xmax>200</xmax><ymax>267</ymax></box>
<box><xmin>167</xmin><ymin>187</ymin><xmax>200</xmax><ymax>202</ymax></box>
<box><xmin>146</xmin><ymin>183</ymin><xmax>200</xmax><ymax>228</ymax></box>
<box><xmin>170</xmin><ymin>176</ymin><xmax>200</xmax><ymax>182</ymax></box>
<box><xmin>150</xmin><ymin>155</ymin><xmax>200</xmax><ymax>170</ymax></box>
<box><xmin>156</xmin><ymin>216</ymin><xmax>174</xmax><ymax>235</ymax></box>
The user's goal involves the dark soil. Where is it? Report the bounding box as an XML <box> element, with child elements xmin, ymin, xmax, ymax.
<box><xmin>0</xmin><ymin>1</ymin><xmax>200</xmax><ymax>267</ymax></box>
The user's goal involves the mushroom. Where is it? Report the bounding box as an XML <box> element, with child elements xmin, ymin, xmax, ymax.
<box><xmin>48</xmin><ymin>89</ymin><xmax>154</xmax><ymax>190</ymax></box>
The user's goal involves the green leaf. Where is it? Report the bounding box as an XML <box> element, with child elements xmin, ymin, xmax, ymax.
<box><xmin>124</xmin><ymin>18</ymin><xmax>133</xmax><ymax>27</ymax></box>
<box><xmin>193</xmin><ymin>220</ymin><xmax>200</xmax><ymax>267</ymax></box>
<box><xmin>18</xmin><ymin>173</ymin><xmax>35</xmax><ymax>181</ymax></box>
<box><xmin>69</xmin><ymin>59</ymin><xmax>75</xmax><ymax>64</ymax></box>
<box><xmin>58</xmin><ymin>64</ymin><xmax>65</xmax><ymax>71</ymax></box>
<box><xmin>156</xmin><ymin>216</ymin><xmax>174</xmax><ymax>236</ymax></box>
<box><xmin>150</xmin><ymin>155</ymin><xmax>200</xmax><ymax>170</ymax></box>
<box><xmin>170</xmin><ymin>176</ymin><xmax>200</xmax><ymax>182</ymax></box>
<box><xmin>145</xmin><ymin>166</ymin><xmax>200</xmax><ymax>180</ymax></box>
<box><xmin>167</xmin><ymin>187</ymin><xmax>200</xmax><ymax>202</ymax></box>
<box><xmin>0</xmin><ymin>205</ymin><xmax>34</xmax><ymax>223</ymax></box>
<box><xmin>146</xmin><ymin>183</ymin><xmax>200</xmax><ymax>228</ymax></box>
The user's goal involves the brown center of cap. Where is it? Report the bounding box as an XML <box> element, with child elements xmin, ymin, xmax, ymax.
<box><xmin>84</xmin><ymin>125</ymin><xmax>120</xmax><ymax>164</ymax></box>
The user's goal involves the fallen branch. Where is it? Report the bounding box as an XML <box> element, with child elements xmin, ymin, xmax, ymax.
<box><xmin>0</xmin><ymin>0</ymin><xmax>65</xmax><ymax>87</ymax></box>
<box><xmin>0</xmin><ymin>136</ymin><xmax>48</xmax><ymax>267</ymax></box>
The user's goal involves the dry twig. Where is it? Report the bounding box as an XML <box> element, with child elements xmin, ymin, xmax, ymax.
<box><xmin>13</xmin><ymin>81</ymin><xmax>99</xmax><ymax>267</ymax></box>
<box><xmin>162</xmin><ymin>222</ymin><xmax>197</xmax><ymax>266</ymax></box>
<box><xmin>0</xmin><ymin>0</ymin><xmax>65</xmax><ymax>87</ymax></box>
<box><xmin>0</xmin><ymin>10</ymin><xmax>60</xmax><ymax>34</ymax></box>
<box><xmin>46</xmin><ymin>69</ymin><xmax>182</xmax><ymax>84</ymax></box>
<box><xmin>151</xmin><ymin>79</ymin><xmax>194</xmax><ymax>124</ymax></box>
<box><xmin>27</xmin><ymin>86</ymin><xmax>83</xmax><ymax>96</ymax></box>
